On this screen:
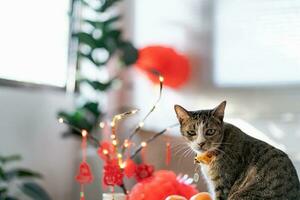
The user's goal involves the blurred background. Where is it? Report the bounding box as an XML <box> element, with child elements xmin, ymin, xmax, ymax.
<box><xmin>0</xmin><ymin>0</ymin><xmax>300</xmax><ymax>199</ymax></box>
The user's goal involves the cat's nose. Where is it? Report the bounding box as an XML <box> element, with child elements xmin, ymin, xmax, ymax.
<box><xmin>198</xmin><ymin>142</ymin><xmax>205</xmax><ymax>149</ymax></box>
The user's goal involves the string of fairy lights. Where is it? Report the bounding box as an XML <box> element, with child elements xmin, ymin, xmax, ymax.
<box><xmin>58</xmin><ymin>72</ymin><xmax>179</xmax><ymax>197</ymax></box>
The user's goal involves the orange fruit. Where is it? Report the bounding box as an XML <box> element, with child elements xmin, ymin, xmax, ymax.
<box><xmin>190</xmin><ymin>192</ymin><xmax>212</xmax><ymax>200</ymax></box>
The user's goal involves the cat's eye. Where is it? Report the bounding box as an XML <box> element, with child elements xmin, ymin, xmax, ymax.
<box><xmin>205</xmin><ymin>129</ymin><xmax>216</xmax><ymax>136</ymax></box>
<box><xmin>187</xmin><ymin>131</ymin><xmax>196</xmax><ymax>137</ymax></box>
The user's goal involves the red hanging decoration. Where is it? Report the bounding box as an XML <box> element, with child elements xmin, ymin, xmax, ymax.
<box><xmin>135</xmin><ymin>45</ymin><xmax>191</xmax><ymax>89</ymax></box>
<box><xmin>76</xmin><ymin>161</ymin><xmax>94</xmax><ymax>184</ymax></box>
<box><xmin>165</xmin><ymin>142</ymin><xmax>171</xmax><ymax>166</ymax></box>
<box><xmin>103</xmin><ymin>161</ymin><xmax>124</xmax><ymax>186</ymax></box>
<box><xmin>97</xmin><ymin>141</ymin><xmax>114</xmax><ymax>161</ymax></box>
<box><xmin>135</xmin><ymin>163</ymin><xmax>154</xmax><ymax>182</ymax></box>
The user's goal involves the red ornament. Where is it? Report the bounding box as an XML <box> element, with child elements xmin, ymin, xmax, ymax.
<box><xmin>103</xmin><ymin>161</ymin><xmax>124</xmax><ymax>186</ymax></box>
<box><xmin>124</xmin><ymin>159</ymin><xmax>136</xmax><ymax>178</ymax></box>
<box><xmin>76</xmin><ymin>162</ymin><xmax>93</xmax><ymax>184</ymax></box>
<box><xmin>97</xmin><ymin>141</ymin><xmax>114</xmax><ymax>161</ymax></box>
<box><xmin>135</xmin><ymin>45</ymin><xmax>191</xmax><ymax>88</ymax></box>
<box><xmin>166</xmin><ymin>142</ymin><xmax>171</xmax><ymax>166</ymax></box>
<box><xmin>128</xmin><ymin>170</ymin><xmax>198</xmax><ymax>200</ymax></box>
<box><xmin>135</xmin><ymin>164</ymin><xmax>154</xmax><ymax>182</ymax></box>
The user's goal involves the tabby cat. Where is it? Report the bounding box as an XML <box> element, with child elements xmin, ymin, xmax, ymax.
<box><xmin>174</xmin><ymin>101</ymin><xmax>300</xmax><ymax>200</ymax></box>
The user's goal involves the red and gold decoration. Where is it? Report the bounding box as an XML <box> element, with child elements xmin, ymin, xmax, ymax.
<box><xmin>135</xmin><ymin>45</ymin><xmax>191</xmax><ymax>89</ymax></box>
<box><xmin>75</xmin><ymin>130</ymin><xmax>93</xmax><ymax>200</ymax></box>
<box><xmin>58</xmin><ymin>72</ymin><xmax>207</xmax><ymax>199</ymax></box>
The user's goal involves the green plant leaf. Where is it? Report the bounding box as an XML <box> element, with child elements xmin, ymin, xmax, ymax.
<box><xmin>74</xmin><ymin>32</ymin><xmax>98</xmax><ymax>49</ymax></box>
<box><xmin>119</xmin><ymin>41</ymin><xmax>138</xmax><ymax>65</ymax></box>
<box><xmin>20</xmin><ymin>182</ymin><xmax>51</xmax><ymax>200</ymax></box>
<box><xmin>4</xmin><ymin>169</ymin><xmax>42</xmax><ymax>181</ymax></box>
<box><xmin>81</xmin><ymin>79</ymin><xmax>114</xmax><ymax>91</ymax></box>
<box><xmin>4</xmin><ymin>196</ymin><xmax>19</xmax><ymax>200</ymax></box>
<box><xmin>0</xmin><ymin>155</ymin><xmax>21</xmax><ymax>164</ymax></box>
<box><xmin>58</xmin><ymin>110</ymin><xmax>93</xmax><ymax>133</ymax></box>
<box><xmin>81</xmin><ymin>102</ymin><xmax>101</xmax><ymax>117</ymax></box>
<box><xmin>78</xmin><ymin>52</ymin><xmax>108</xmax><ymax>67</ymax></box>
<box><xmin>0</xmin><ymin>187</ymin><xmax>8</xmax><ymax>195</ymax></box>
<box><xmin>98</xmin><ymin>0</ymin><xmax>122</xmax><ymax>12</ymax></box>
<box><xmin>0</xmin><ymin>167</ymin><xmax>5</xmax><ymax>180</ymax></box>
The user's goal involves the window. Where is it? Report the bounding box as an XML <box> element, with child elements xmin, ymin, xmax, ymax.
<box><xmin>0</xmin><ymin>0</ymin><xmax>70</xmax><ymax>88</ymax></box>
<box><xmin>214</xmin><ymin>0</ymin><xmax>300</xmax><ymax>87</ymax></box>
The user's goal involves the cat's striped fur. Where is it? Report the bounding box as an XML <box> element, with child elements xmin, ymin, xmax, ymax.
<box><xmin>174</xmin><ymin>101</ymin><xmax>300</xmax><ymax>200</ymax></box>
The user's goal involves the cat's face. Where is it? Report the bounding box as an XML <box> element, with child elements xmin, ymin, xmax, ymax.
<box><xmin>174</xmin><ymin>101</ymin><xmax>226</xmax><ymax>153</ymax></box>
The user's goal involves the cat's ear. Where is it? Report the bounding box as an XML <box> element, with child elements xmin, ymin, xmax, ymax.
<box><xmin>212</xmin><ymin>101</ymin><xmax>226</xmax><ymax>121</ymax></box>
<box><xmin>174</xmin><ymin>105</ymin><xmax>190</xmax><ymax>123</ymax></box>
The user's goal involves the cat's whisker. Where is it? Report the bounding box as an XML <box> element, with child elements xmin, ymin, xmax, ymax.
<box><xmin>173</xmin><ymin>145</ymin><xmax>190</xmax><ymax>157</ymax></box>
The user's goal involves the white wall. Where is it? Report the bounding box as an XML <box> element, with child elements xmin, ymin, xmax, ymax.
<box><xmin>0</xmin><ymin>86</ymin><xmax>79</xmax><ymax>200</ymax></box>
<box><xmin>130</xmin><ymin>0</ymin><xmax>300</xmax><ymax>175</ymax></box>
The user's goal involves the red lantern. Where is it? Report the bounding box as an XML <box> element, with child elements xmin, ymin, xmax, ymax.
<box><xmin>76</xmin><ymin>162</ymin><xmax>93</xmax><ymax>184</ymax></box>
<box><xmin>135</xmin><ymin>45</ymin><xmax>191</xmax><ymax>89</ymax></box>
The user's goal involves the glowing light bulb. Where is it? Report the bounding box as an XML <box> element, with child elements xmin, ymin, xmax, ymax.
<box><xmin>117</xmin><ymin>153</ymin><xmax>122</xmax><ymax>158</ymax></box>
<box><xmin>103</xmin><ymin>149</ymin><xmax>108</xmax><ymax>155</ymax></box>
<box><xmin>139</xmin><ymin>122</ymin><xmax>144</xmax><ymax>128</ymax></box>
<box><xmin>99</xmin><ymin>122</ymin><xmax>105</xmax><ymax>128</ymax></box>
<box><xmin>112</xmin><ymin>140</ymin><xmax>117</xmax><ymax>146</ymax></box>
<box><xmin>159</xmin><ymin>76</ymin><xmax>164</xmax><ymax>82</ymax></box>
<box><xmin>111</xmin><ymin>134</ymin><xmax>116</xmax><ymax>139</ymax></box>
<box><xmin>81</xmin><ymin>130</ymin><xmax>88</xmax><ymax>137</ymax></box>
<box><xmin>124</xmin><ymin>140</ymin><xmax>129</xmax><ymax>148</ymax></box>
<box><xmin>110</xmin><ymin>121</ymin><xmax>115</xmax><ymax>127</ymax></box>
<box><xmin>131</xmin><ymin>109</ymin><xmax>139</xmax><ymax>114</ymax></box>
<box><xmin>58</xmin><ymin>118</ymin><xmax>64</xmax><ymax>123</ymax></box>
<box><xmin>120</xmin><ymin>162</ymin><xmax>126</xmax><ymax>169</ymax></box>
<box><xmin>141</xmin><ymin>141</ymin><xmax>147</xmax><ymax>147</ymax></box>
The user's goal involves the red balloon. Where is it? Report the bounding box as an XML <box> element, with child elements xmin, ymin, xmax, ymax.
<box><xmin>75</xmin><ymin>162</ymin><xmax>93</xmax><ymax>184</ymax></box>
<box><xmin>135</xmin><ymin>45</ymin><xmax>191</xmax><ymax>89</ymax></box>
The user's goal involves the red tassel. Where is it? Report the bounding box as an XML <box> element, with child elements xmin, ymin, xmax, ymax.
<box><xmin>141</xmin><ymin>147</ymin><xmax>146</xmax><ymax>163</ymax></box>
<box><xmin>165</xmin><ymin>142</ymin><xmax>171</xmax><ymax>166</ymax></box>
<box><xmin>80</xmin><ymin>185</ymin><xmax>85</xmax><ymax>200</ymax></box>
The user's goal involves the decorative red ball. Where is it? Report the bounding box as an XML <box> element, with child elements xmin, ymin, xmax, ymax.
<box><xmin>135</xmin><ymin>163</ymin><xmax>154</xmax><ymax>182</ymax></box>
<box><xmin>75</xmin><ymin>162</ymin><xmax>93</xmax><ymax>184</ymax></box>
<box><xmin>103</xmin><ymin>161</ymin><xmax>124</xmax><ymax>186</ymax></box>
<box><xmin>128</xmin><ymin>170</ymin><xmax>198</xmax><ymax>200</ymax></box>
<box><xmin>135</xmin><ymin>45</ymin><xmax>191</xmax><ymax>89</ymax></box>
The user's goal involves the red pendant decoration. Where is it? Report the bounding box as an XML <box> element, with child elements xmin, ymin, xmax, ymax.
<box><xmin>135</xmin><ymin>45</ymin><xmax>191</xmax><ymax>89</ymax></box>
<box><xmin>103</xmin><ymin>161</ymin><xmax>124</xmax><ymax>186</ymax></box>
<box><xmin>76</xmin><ymin>161</ymin><xmax>94</xmax><ymax>184</ymax></box>
<box><xmin>165</xmin><ymin>142</ymin><xmax>171</xmax><ymax>166</ymax></box>
<box><xmin>75</xmin><ymin>130</ymin><xmax>93</xmax><ymax>200</ymax></box>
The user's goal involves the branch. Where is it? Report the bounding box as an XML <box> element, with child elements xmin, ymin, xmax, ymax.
<box><xmin>130</xmin><ymin>123</ymin><xmax>179</xmax><ymax>159</ymax></box>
